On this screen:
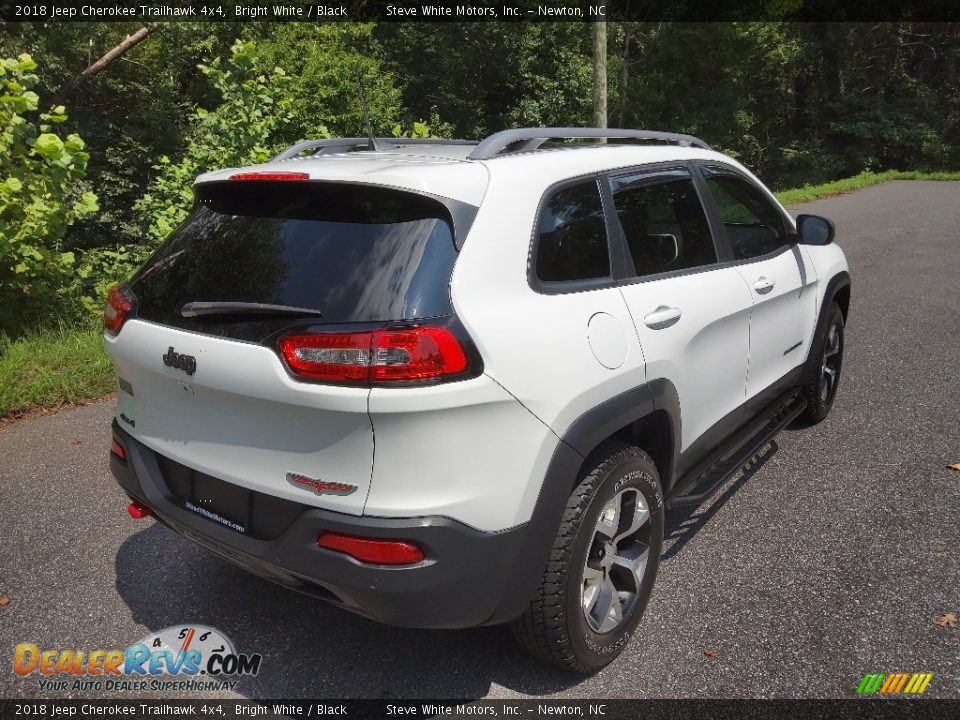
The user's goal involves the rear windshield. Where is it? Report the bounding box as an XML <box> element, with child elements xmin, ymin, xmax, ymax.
<box><xmin>130</xmin><ymin>181</ymin><xmax>461</xmax><ymax>341</ymax></box>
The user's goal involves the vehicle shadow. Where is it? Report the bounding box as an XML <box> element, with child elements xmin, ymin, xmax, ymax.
<box><xmin>115</xmin><ymin>526</ymin><xmax>582</xmax><ymax>699</ymax></box>
<box><xmin>661</xmin><ymin>440</ymin><xmax>778</xmax><ymax>561</ymax></box>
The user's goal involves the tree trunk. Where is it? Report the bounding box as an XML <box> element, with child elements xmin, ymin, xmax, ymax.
<box><xmin>593</xmin><ymin>20</ymin><xmax>608</xmax><ymax>133</ymax></box>
<box><xmin>619</xmin><ymin>23</ymin><xmax>632</xmax><ymax>128</ymax></box>
<box><xmin>53</xmin><ymin>26</ymin><xmax>158</xmax><ymax>105</ymax></box>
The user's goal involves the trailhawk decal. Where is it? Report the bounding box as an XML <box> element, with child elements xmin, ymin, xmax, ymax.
<box><xmin>287</xmin><ymin>472</ymin><xmax>357</xmax><ymax>495</ymax></box>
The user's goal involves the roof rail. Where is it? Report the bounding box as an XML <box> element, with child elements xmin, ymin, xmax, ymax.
<box><xmin>271</xmin><ymin>137</ymin><xmax>476</xmax><ymax>161</ymax></box>
<box><xmin>467</xmin><ymin>127</ymin><xmax>713</xmax><ymax>160</ymax></box>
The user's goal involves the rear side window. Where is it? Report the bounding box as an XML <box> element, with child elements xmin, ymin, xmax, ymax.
<box><xmin>535</xmin><ymin>179</ymin><xmax>610</xmax><ymax>283</ymax></box>
<box><xmin>610</xmin><ymin>169</ymin><xmax>718</xmax><ymax>278</ymax></box>
<box><xmin>131</xmin><ymin>182</ymin><xmax>460</xmax><ymax>341</ymax></box>
<box><xmin>702</xmin><ymin>169</ymin><xmax>787</xmax><ymax>260</ymax></box>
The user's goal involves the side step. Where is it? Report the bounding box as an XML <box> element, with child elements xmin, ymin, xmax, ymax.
<box><xmin>667</xmin><ymin>392</ymin><xmax>808</xmax><ymax>509</ymax></box>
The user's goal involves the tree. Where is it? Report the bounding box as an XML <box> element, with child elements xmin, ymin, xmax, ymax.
<box><xmin>0</xmin><ymin>53</ymin><xmax>97</xmax><ymax>333</ymax></box>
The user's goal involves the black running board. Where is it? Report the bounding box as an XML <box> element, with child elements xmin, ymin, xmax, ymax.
<box><xmin>667</xmin><ymin>391</ymin><xmax>807</xmax><ymax>509</ymax></box>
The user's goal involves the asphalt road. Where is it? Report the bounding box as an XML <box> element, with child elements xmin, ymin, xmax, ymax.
<box><xmin>1</xmin><ymin>181</ymin><xmax>958</xmax><ymax>700</ymax></box>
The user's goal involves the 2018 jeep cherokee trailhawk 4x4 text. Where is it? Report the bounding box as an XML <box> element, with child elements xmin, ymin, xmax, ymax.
<box><xmin>105</xmin><ymin>128</ymin><xmax>850</xmax><ymax>672</ymax></box>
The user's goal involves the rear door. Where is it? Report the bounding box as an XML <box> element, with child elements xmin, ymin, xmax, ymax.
<box><xmin>106</xmin><ymin>179</ymin><xmax>465</xmax><ymax>518</ymax></box>
<box><xmin>698</xmin><ymin>165</ymin><xmax>817</xmax><ymax>400</ymax></box>
<box><xmin>606</xmin><ymin>166</ymin><xmax>753</xmax><ymax>471</ymax></box>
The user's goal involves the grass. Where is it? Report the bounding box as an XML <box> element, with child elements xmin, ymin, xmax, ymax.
<box><xmin>1</xmin><ymin>168</ymin><xmax>959</xmax><ymax>420</ymax></box>
<box><xmin>774</xmin><ymin>169</ymin><xmax>960</xmax><ymax>206</ymax></box>
<box><xmin>0</xmin><ymin>322</ymin><xmax>114</xmax><ymax>419</ymax></box>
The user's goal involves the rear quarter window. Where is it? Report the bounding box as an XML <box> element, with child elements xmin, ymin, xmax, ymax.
<box><xmin>533</xmin><ymin>179</ymin><xmax>611</xmax><ymax>285</ymax></box>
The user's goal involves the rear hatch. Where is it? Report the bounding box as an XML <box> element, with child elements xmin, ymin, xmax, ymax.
<box><xmin>106</xmin><ymin>178</ymin><xmax>471</xmax><ymax>521</ymax></box>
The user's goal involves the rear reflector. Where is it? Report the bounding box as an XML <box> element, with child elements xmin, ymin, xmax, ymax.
<box><xmin>317</xmin><ymin>532</ymin><xmax>424</xmax><ymax>565</ymax></box>
<box><xmin>279</xmin><ymin>326</ymin><xmax>468</xmax><ymax>385</ymax></box>
<box><xmin>110</xmin><ymin>438</ymin><xmax>126</xmax><ymax>461</ymax></box>
<box><xmin>127</xmin><ymin>500</ymin><xmax>152</xmax><ymax>519</ymax></box>
<box><xmin>228</xmin><ymin>171</ymin><xmax>310</xmax><ymax>181</ymax></box>
<box><xmin>104</xmin><ymin>284</ymin><xmax>136</xmax><ymax>336</ymax></box>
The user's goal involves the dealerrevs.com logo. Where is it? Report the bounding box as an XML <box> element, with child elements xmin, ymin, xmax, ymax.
<box><xmin>13</xmin><ymin>624</ymin><xmax>262</xmax><ymax>693</ymax></box>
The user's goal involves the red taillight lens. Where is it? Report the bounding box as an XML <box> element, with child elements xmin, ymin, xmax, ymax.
<box><xmin>104</xmin><ymin>284</ymin><xmax>136</xmax><ymax>336</ymax></box>
<box><xmin>127</xmin><ymin>500</ymin><xmax>152</xmax><ymax>519</ymax></box>
<box><xmin>371</xmin><ymin>327</ymin><xmax>468</xmax><ymax>381</ymax></box>
<box><xmin>317</xmin><ymin>532</ymin><xmax>424</xmax><ymax>565</ymax></box>
<box><xmin>110</xmin><ymin>438</ymin><xmax>126</xmax><ymax>461</ymax></box>
<box><xmin>278</xmin><ymin>326</ymin><xmax>468</xmax><ymax>385</ymax></box>
<box><xmin>228</xmin><ymin>171</ymin><xmax>310</xmax><ymax>181</ymax></box>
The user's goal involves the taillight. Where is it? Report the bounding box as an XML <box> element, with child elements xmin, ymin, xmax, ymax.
<box><xmin>229</xmin><ymin>171</ymin><xmax>310</xmax><ymax>181</ymax></box>
<box><xmin>317</xmin><ymin>532</ymin><xmax>424</xmax><ymax>565</ymax></box>
<box><xmin>104</xmin><ymin>284</ymin><xmax>136</xmax><ymax>336</ymax></box>
<box><xmin>278</xmin><ymin>326</ymin><xmax>469</xmax><ymax>385</ymax></box>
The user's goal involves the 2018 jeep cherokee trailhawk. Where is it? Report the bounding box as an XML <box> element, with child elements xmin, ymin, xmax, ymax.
<box><xmin>105</xmin><ymin>128</ymin><xmax>851</xmax><ymax>672</ymax></box>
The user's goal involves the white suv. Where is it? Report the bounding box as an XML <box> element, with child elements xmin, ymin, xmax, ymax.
<box><xmin>105</xmin><ymin>128</ymin><xmax>850</xmax><ymax>672</ymax></box>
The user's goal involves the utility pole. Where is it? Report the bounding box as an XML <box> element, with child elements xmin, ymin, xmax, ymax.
<box><xmin>593</xmin><ymin>20</ymin><xmax>608</xmax><ymax>133</ymax></box>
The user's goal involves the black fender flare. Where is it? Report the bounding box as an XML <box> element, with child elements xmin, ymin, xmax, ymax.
<box><xmin>490</xmin><ymin>378</ymin><xmax>681</xmax><ymax>624</ymax></box>
<box><xmin>804</xmin><ymin>271</ymin><xmax>851</xmax><ymax>374</ymax></box>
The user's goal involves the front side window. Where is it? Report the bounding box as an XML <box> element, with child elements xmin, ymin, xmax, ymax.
<box><xmin>535</xmin><ymin>179</ymin><xmax>610</xmax><ymax>283</ymax></box>
<box><xmin>610</xmin><ymin>169</ymin><xmax>718</xmax><ymax>278</ymax></box>
<box><xmin>702</xmin><ymin>169</ymin><xmax>787</xmax><ymax>260</ymax></box>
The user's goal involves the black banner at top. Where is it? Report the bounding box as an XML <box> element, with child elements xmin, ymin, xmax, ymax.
<box><xmin>3</xmin><ymin>0</ymin><xmax>960</xmax><ymax>23</ymax></box>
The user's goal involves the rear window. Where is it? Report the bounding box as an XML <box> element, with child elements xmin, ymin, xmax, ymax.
<box><xmin>130</xmin><ymin>181</ymin><xmax>461</xmax><ymax>341</ymax></box>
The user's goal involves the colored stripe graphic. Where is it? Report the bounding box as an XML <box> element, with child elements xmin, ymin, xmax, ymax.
<box><xmin>857</xmin><ymin>673</ymin><xmax>933</xmax><ymax>695</ymax></box>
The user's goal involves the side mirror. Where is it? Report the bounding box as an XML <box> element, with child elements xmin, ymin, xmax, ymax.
<box><xmin>796</xmin><ymin>214</ymin><xmax>835</xmax><ymax>246</ymax></box>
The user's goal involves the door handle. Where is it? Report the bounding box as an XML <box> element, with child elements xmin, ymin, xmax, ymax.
<box><xmin>643</xmin><ymin>306</ymin><xmax>682</xmax><ymax>329</ymax></box>
<box><xmin>753</xmin><ymin>277</ymin><xmax>775</xmax><ymax>294</ymax></box>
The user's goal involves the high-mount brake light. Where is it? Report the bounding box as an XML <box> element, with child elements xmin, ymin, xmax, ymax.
<box><xmin>228</xmin><ymin>171</ymin><xmax>310</xmax><ymax>181</ymax></box>
<box><xmin>278</xmin><ymin>326</ymin><xmax>468</xmax><ymax>385</ymax></box>
<box><xmin>104</xmin><ymin>284</ymin><xmax>136</xmax><ymax>336</ymax></box>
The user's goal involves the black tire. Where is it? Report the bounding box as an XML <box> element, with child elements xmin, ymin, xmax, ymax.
<box><xmin>800</xmin><ymin>302</ymin><xmax>845</xmax><ymax>424</ymax></box>
<box><xmin>511</xmin><ymin>442</ymin><xmax>664</xmax><ymax>673</ymax></box>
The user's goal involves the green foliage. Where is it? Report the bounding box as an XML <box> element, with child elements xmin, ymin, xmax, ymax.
<box><xmin>134</xmin><ymin>40</ymin><xmax>298</xmax><ymax>249</ymax></box>
<box><xmin>775</xmin><ymin>169</ymin><xmax>960</xmax><ymax>206</ymax></box>
<box><xmin>0</xmin><ymin>52</ymin><xmax>98</xmax><ymax>334</ymax></box>
<box><xmin>0</xmin><ymin>320</ymin><xmax>112</xmax><ymax>417</ymax></box>
<box><xmin>251</xmin><ymin>23</ymin><xmax>404</xmax><ymax>138</ymax></box>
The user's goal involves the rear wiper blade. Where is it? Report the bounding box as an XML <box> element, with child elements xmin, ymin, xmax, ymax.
<box><xmin>181</xmin><ymin>301</ymin><xmax>324</xmax><ymax>318</ymax></box>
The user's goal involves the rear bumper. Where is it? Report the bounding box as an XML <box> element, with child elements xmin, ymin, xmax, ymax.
<box><xmin>110</xmin><ymin>421</ymin><xmax>536</xmax><ymax>629</ymax></box>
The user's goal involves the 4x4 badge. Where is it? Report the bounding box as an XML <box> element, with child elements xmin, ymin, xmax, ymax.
<box><xmin>162</xmin><ymin>346</ymin><xmax>196</xmax><ymax>376</ymax></box>
<box><xmin>286</xmin><ymin>472</ymin><xmax>357</xmax><ymax>495</ymax></box>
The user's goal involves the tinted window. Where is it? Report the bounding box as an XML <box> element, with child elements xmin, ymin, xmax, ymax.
<box><xmin>131</xmin><ymin>181</ymin><xmax>459</xmax><ymax>341</ymax></box>
<box><xmin>535</xmin><ymin>180</ymin><xmax>610</xmax><ymax>283</ymax></box>
<box><xmin>611</xmin><ymin>170</ymin><xmax>718</xmax><ymax>277</ymax></box>
<box><xmin>703</xmin><ymin>170</ymin><xmax>787</xmax><ymax>260</ymax></box>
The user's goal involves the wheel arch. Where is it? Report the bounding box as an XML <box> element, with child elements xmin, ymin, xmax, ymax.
<box><xmin>807</xmin><ymin>271</ymin><xmax>852</xmax><ymax>371</ymax></box>
<box><xmin>490</xmin><ymin>378</ymin><xmax>681</xmax><ymax>625</ymax></box>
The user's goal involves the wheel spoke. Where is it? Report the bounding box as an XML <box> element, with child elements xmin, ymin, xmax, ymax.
<box><xmin>614</xmin><ymin>495</ymin><xmax>649</xmax><ymax>544</ymax></box>
<box><xmin>825</xmin><ymin>327</ymin><xmax>840</xmax><ymax>357</ymax></box>
<box><xmin>582</xmin><ymin>566</ymin><xmax>603</xmax><ymax>615</ymax></box>
<box><xmin>612</xmin><ymin>544</ymin><xmax>649</xmax><ymax>591</ymax></box>
<box><xmin>594</xmin><ymin>496</ymin><xmax>622</xmax><ymax>540</ymax></box>
<box><xmin>590</xmin><ymin>576</ymin><xmax>623</xmax><ymax>634</ymax></box>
